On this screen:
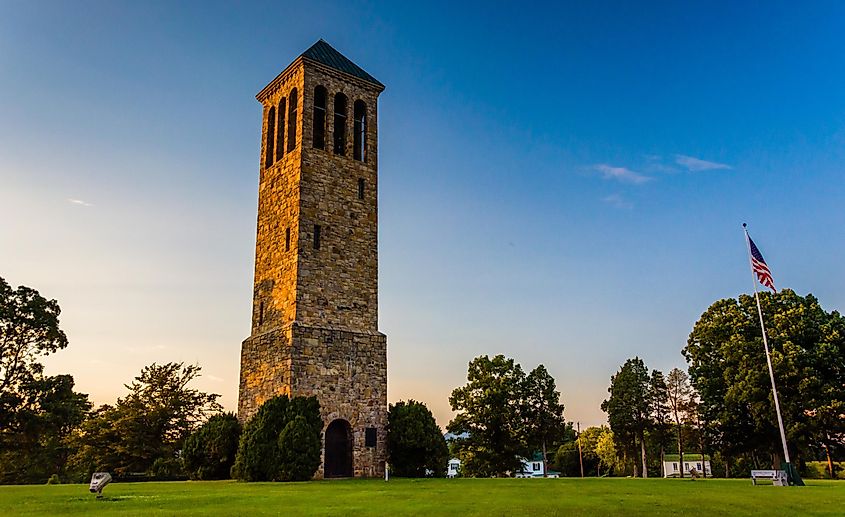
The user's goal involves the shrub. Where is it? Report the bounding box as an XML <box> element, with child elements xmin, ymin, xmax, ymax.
<box><xmin>387</xmin><ymin>400</ymin><xmax>449</xmax><ymax>477</ymax></box>
<box><xmin>182</xmin><ymin>413</ymin><xmax>241</xmax><ymax>480</ymax></box>
<box><xmin>278</xmin><ymin>416</ymin><xmax>322</xmax><ymax>481</ymax></box>
<box><xmin>149</xmin><ymin>457</ymin><xmax>185</xmax><ymax>480</ymax></box>
<box><xmin>46</xmin><ymin>474</ymin><xmax>61</xmax><ymax>485</ymax></box>
<box><xmin>232</xmin><ymin>396</ymin><xmax>321</xmax><ymax>482</ymax></box>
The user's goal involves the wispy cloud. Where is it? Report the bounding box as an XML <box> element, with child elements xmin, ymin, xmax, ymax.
<box><xmin>593</xmin><ymin>164</ymin><xmax>651</xmax><ymax>184</ymax></box>
<box><xmin>206</xmin><ymin>374</ymin><xmax>224</xmax><ymax>382</ymax></box>
<box><xmin>68</xmin><ymin>198</ymin><xmax>93</xmax><ymax>207</ymax></box>
<box><xmin>601</xmin><ymin>194</ymin><xmax>633</xmax><ymax>209</ymax></box>
<box><xmin>674</xmin><ymin>155</ymin><xmax>731</xmax><ymax>172</ymax></box>
<box><xmin>643</xmin><ymin>154</ymin><xmax>679</xmax><ymax>174</ymax></box>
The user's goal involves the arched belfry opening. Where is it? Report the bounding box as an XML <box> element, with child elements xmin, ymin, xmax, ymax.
<box><xmin>324</xmin><ymin>419</ymin><xmax>353</xmax><ymax>478</ymax></box>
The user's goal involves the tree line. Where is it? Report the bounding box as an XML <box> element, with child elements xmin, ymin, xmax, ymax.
<box><xmin>0</xmin><ymin>276</ymin><xmax>450</xmax><ymax>484</ymax></box>
<box><xmin>600</xmin><ymin>289</ymin><xmax>845</xmax><ymax>478</ymax></box>
<box><xmin>2</xmin><ymin>276</ymin><xmax>843</xmax><ymax>483</ymax></box>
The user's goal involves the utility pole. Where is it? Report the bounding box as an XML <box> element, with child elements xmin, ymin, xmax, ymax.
<box><xmin>577</xmin><ymin>421</ymin><xmax>585</xmax><ymax>478</ymax></box>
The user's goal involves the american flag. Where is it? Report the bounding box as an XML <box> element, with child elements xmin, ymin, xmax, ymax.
<box><xmin>748</xmin><ymin>237</ymin><xmax>776</xmax><ymax>292</ymax></box>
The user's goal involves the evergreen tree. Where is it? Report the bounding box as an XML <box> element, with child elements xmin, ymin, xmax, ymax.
<box><xmin>182</xmin><ymin>413</ymin><xmax>241</xmax><ymax>480</ymax></box>
<box><xmin>649</xmin><ymin>370</ymin><xmax>671</xmax><ymax>476</ymax></box>
<box><xmin>387</xmin><ymin>400</ymin><xmax>448</xmax><ymax>477</ymax></box>
<box><xmin>523</xmin><ymin>365</ymin><xmax>567</xmax><ymax>476</ymax></box>
<box><xmin>232</xmin><ymin>395</ymin><xmax>321</xmax><ymax>482</ymax></box>
<box><xmin>601</xmin><ymin>357</ymin><xmax>652</xmax><ymax>477</ymax></box>
<box><xmin>278</xmin><ymin>416</ymin><xmax>322</xmax><ymax>481</ymax></box>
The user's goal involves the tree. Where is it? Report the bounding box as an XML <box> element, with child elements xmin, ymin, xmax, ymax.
<box><xmin>578</xmin><ymin>426</ymin><xmax>609</xmax><ymax>476</ymax></box>
<box><xmin>601</xmin><ymin>357</ymin><xmax>652</xmax><ymax>477</ymax></box>
<box><xmin>0</xmin><ymin>277</ymin><xmax>90</xmax><ymax>484</ymax></box>
<box><xmin>232</xmin><ymin>396</ymin><xmax>290</xmax><ymax>481</ymax></box>
<box><xmin>387</xmin><ymin>400</ymin><xmax>449</xmax><ymax>477</ymax></box>
<box><xmin>70</xmin><ymin>362</ymin><xmax>221</xmax><ymax>478</ymax></box>
<box><xmin>278</xmin><ymin>416</ymin><xmax>322</xmax><ymax>481</ymax></box>
<box><xmin>648</xmin><ymin>370</ymin><xmax>671</xmax><ymax>477</ymax></box>
<box><xmin>182</xmin><ymin>413</ymin><xmax>241</xmax><ymax>480</ymax></box>
<box><xmin>683</xmin><ymin>290</ymin><xmax>845</xmax><ymax>469</ymax></box>
<box><xmin>666</xmin><ymin>368</ymin><xmax>692</xmax><ymax>477</ymax></box>
<box><xmin>447</xmin><ymin>355</ymin><xmax>530</xmax><ymax>477</ymax></box>
<box><xmin>523</xmin><ymin>365</ymin><xmax>567</xmax><ymax>477</ymax></box>
<box><xmin>232</xmin><ymin>395</ymin><xmax>321</xmax><ymax>482</ymax></box>
<box><xmin>0</xmin><ymin>374</ymin><xmax>90</xmax><ymax>483</ymax></box>
<box><xmin>594</xmin><ymin>428</ymin><xmax>622</xmax><ymax>476</ymax></box>
<box><xmin>552</xmin><ymin>424</ymin><xmax>594</xmax><ymax>477</ymax></box>
<box><xmin>0</xmin><ymin>277</ymin><xmax>68</xmax><ymax>400</ymax></box>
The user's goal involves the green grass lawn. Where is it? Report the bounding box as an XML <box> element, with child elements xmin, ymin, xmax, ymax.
<box><xmin>1</xmin><ymin>478</ymin><xmax>843</xmax><ymax>516</ymax></box>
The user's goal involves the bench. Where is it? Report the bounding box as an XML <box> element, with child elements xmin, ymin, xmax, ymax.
<box><xmin>751</xmin><ymin>469</ymin><xmax>788</xmax><ymax>486</ymax></box>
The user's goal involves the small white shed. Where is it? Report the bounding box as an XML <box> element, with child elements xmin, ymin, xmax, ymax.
<box><xmin>663</xmin><ymin>454</ymin><xmax>712</xmax><ymax>477</ymax></box>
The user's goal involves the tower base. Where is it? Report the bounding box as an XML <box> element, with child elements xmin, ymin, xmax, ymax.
<box><xmin>238</xmin><ymin>322</ymin><xmax>387</xmax><ymax>478</ymax></box>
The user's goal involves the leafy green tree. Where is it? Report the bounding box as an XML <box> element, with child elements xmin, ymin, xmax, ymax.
<box><xmin>0</xmin><ymin>374</ymin><xmax>90</xmax><ymax>483</ymax></box>
<box><xmin>601</xmin><ymin>357</ymin><xmax>652</xmax><ymax>477</ymax></box>
<box><xmin>523</xmin><ymin>365</ymin><xmax>567</xmax><ymax>477</ymax></box>
<box><xmin>0</xmin><ymin>277</ymin><xmax>90</xmax><ymax>484</ymax></box>
<box><xmin>0</xmin><ymin>277</ymin><xmax>68</xmax><ymax>400</ymax></box>
<box><xmin>70</xmin><ymin>362</ymin><xmax>220</xmax><ymax>478</ymax></box>
<box><xmin>278</xmin><ymin>416</ymin><xmax>322</xmax><ymax>481</ymax></box>
<box><xmin>387</xmin><ymin>400</ymin><xmax>448</xmax><ymax>477</ymax></box>
<box><xmin>683</xmin><ymin>289</ymin><xmax>845</xmax><ymax>468</ymax></box>
<box><xmin>578</xmin><ymin>426</ymin><xmax>608</xmax><ymax>476</ymax></box>
<box><xmin>182</xmin><ymin>413</ymin><xmax>241</xmax><ymax>480</ymax></box>
<box><xmin>594</xmin><ymin>428</ymin><xmax>622</xmax><ymax>476</ymax></box>
<box><xmin>448</xmin><ymin>355</ymin><xmax>530</xmax><ymax>477</ymax></box>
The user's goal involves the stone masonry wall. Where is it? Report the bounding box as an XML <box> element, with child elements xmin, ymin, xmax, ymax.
<box><xmin>252</xmin><ymin>64</ymin><xmax>305</xmax><ymax>332</ymax></box>
<box><xmin>291</xmin><ymin>324</ymin><xmax>387</xmax><ymax>478</ymax></box>
<box><xmin>296</xmin><ymin>61</ymin><xmax>381</xmax><ymax>331</ymax></box>
<box><xmin>239</xmin><ymin>53</ymin><xmax>386</xmax><ymax>479</ymax></box>
<box><xmin>237</xmin><ymin>327</ymin><xmax>293</xmax><ymax>419</ymax></box>
<box><xmin>237</xmin><ymin>322</ymin><xmax>387</xmax><ymax>478</ymax></box>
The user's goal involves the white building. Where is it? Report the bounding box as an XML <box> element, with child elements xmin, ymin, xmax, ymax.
<box><xmin>515</xmin><ymin>454</ymin><xmax>559</xmax><ymax>478</ymax></box>
<box><xmin>446</xmin><ymin>456</ymin><xmax>559</xmax><ymax>478</ymax></box>
<box><xmin>663</xmin><ymin>454</ymin><xmax>712</xmax><ymax>477</ymax></box>
<box><xmin>447</xmin><ymin>458</ymin><xmax>461</xmax><ymax>478</ymax></box>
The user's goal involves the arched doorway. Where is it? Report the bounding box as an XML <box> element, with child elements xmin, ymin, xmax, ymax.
<box><xmin>324</xmin><ymin>419</ymin><xmax>353</xmax><ymax>478</ymax></box>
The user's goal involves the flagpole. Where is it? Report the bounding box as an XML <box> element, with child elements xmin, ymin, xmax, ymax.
<box><xmin>742</xmin><ymin>223</ymin><xmax>791</xmax><ymax>467</ymax></box>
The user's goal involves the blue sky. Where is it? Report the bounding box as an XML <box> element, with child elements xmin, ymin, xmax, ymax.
<box><xmin>1</xmin><ymin>1</ymin><xmax>844</xmax><ymax>427</ymax></box>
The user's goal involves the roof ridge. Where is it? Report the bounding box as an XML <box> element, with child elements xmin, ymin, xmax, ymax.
<box><xmin>300</xmin><ymin>39</ymin><xmax>384</xmax><ymax>89</ymax></box>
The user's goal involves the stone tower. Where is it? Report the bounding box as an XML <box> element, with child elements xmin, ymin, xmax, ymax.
<box><xmin>238</xmin><ymin>40</ymin><xmax>386</xmax><ymax>479</ymax></box>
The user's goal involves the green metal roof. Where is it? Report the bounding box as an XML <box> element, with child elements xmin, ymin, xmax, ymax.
<box><xmin>301</xmin><ymin>39</ymin><xmax>384</xmax><ymax>89</ymax></box>
<box><xmin>664</xmin><ymin>454</ymin><xmax>711</xmax><ymax>461</ymax></box>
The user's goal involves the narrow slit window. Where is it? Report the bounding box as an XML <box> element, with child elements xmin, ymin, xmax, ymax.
<box><xmin>275</xmin><ymin>97</ymin><xmax>286</xmax><ymax>161</ymax></box>
<box><xmin>312</xmin><ymin>86</ymin><xmax>327</xmax><ymax>149</ymax></box>
<box><xmin>264</xmin><ymin>106</ymin><xmax>276</xmax><ymax>168</ymax></box>
<box><xmin>333</xmin><ymin>93</ymin><xmax>347</xmax><ymax>155</ymax></box>
<box><xmin>285</xmin><ymin>227</ymin><xmax>291</xmax><ymax>251</ymax></box>
<box><xmin>365</xmin><ymin>427</ymin><xmax>377</xmax><ymax>448</ymax></box>
<box><xmin>287</xmin><ymin>88</ymin><xmax>298</xmax><ymax>152</ymax></box>
<box><xmin>258</xmin><ymin>301</ymin><xmax>264</xmax><ymax>326</ymax></box>
<box><xmin>313</xmin><ymin>224</ymin><xmax>321</xmax><ymax>250</ymax></box>
<box><xmin>353</xmin><ymin>100</ymin><xmax>367</xmax><ymax>161</ymax></box>
<box><xmin>357</xmin><ymin>178</ymin><xmax>365</xmax><ymax>200</ymax></box>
